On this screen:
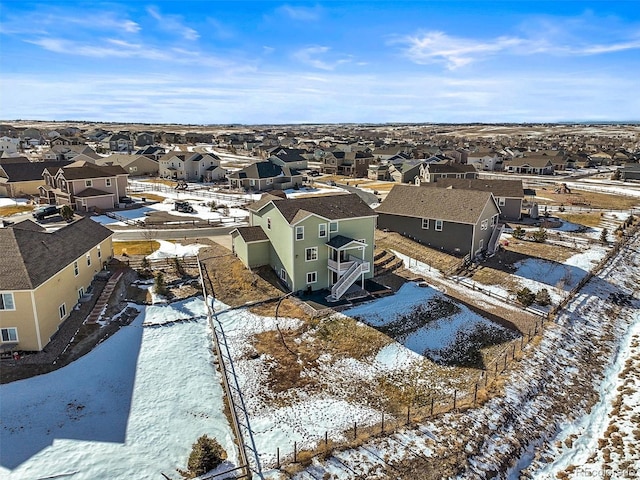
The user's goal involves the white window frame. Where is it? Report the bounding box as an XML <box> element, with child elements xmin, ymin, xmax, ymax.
<box><xmin>1</xmin><ymin>327</ymin><xmax>18</xmax><ymax>343</ymax></box>
<box><xmin>97</xmin><ymin>246</ymin><xmax>101</xmax><ymax>259</ymax></box>
<box><xmin>435</xmin><ymin>219</ymin><xmax>443</xmax><ymax>231</ymax></box>
<box><xmin>421</xmin><ymin>218</ymin><xmax>429</xmax><ymax>229</ymax></box>
<box><xmin>318</xmin><ymin>223</ymin><xmax>327</xmax><ymax>238</ymax></box>
<box><xmin>305</xmin><ymin>247</ymin><xmax>318</xmax><ymax>261</ymax></box>
<box><xmin>86</xmin><ymin>253</ymin><xmax>91</xmax><ymax>266</ymax></box>
<box><xmin>306</xmin><ymin>271</ymin><xmax>317</xmax><ymax>284</ymax></box>
<box><xmin>481</xmin><ymin>219</ymin><xmax>488</xmax><ymax>230</ymax></box>
<box><xmin>105</xmin><ymin>178</ymin><xmax>112</xmax><ymax>187</ymax></box>
<box><xmin>0</xmin><ymin>292</ymin><xmax>15</xmax><ymax>311</ymax></box>
<box><xmin>498</xmin><ymin>197</ymin><xmax>506</xmax><ymax>206</ymax></box>
<box><xmin>250</xmin><ymin>179</ymin><xmax>256</xmax><ymax>187</ymax></box>
<box><xmin>74</xmin><ymin>261</ymin><xmax>79</xmax><ymax>276</ymax></box>
<box><xmin>59</xmin><ymin>303</ymin><xmax>67</xmax><ymax>319</ymax></box>
<box><xmin>85</xmin><ymin>179</ymin><xmax>92</xmax><ymax>187</ymax></box>
<box><xmin>280</xmin><ymin>268</ymin><xmax>286</xmax><ymax>281</ymax></box>
<box><xmin>78</xmin><ymin>287</ymin><xmax>85</xmax><ymax>300</ymax></box>
<box><xmin>266</xmin><ymin>178</ymin><xmax>273</xmax><ymax>185</ymax></box>
<box><xmin>329</xmin><ymin>222</ymin><xmax>338</xmax><ymax>233</ymax></box>
<box><xmin>267</xmin><ymin>217</ymin><xmax>271</xmax><ymax>230</ymax></box>
<box><xmin>295</xmin><ymin>226</ymin><xmax>304</xmax><ymax>240</ymax></box>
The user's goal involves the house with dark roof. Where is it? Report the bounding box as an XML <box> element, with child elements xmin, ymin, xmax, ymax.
<box><xmin>430</xmin><ymin>178</ymin><xmax>524</xmax><ymax>221</ymax></box>
<box><xmin>231</xmin><ymin>193</ymin><xmax>377</xmax><ymax>300</ymax></box>
<box><xmin>0</xmin><ymin>217</ymin><xmax>113</xmax><ymax>352</ymax></box>
<box><xmin>228</xmin><ymin>160</ymin><xmax>303</xmax><ymax>192</ymax></box>
<box><xmin>0</xmin><ymin>159</ymin><xmax>72</xmax><ymax>197</ymax></box>
<box><xmin>504</xmin><ymin>157</ymin><xmax>554</xmax><ymax>175</ymax></box>
<box><xmin>39</xmin><ymin>160</ymin><xmax>129</xmax><ymax>211</ymax></box>
<box><xmin>377</xmin><ymin>184</ymin><xmax>501</xmax><ymax>258</ymax></box>
<box><xmin>267</xmin><ymin>148</ymin><xmax>309</xmax><ymax>171</ymax></box>
<box><xmin>418</xmin><ymin>162</ymin><xmax>478</xmax><ymax>183</ymax></box>
<box><xmin>620</xmin><ymin>163</ymin><xmax>640</xmax><ymax>181</ymax></box>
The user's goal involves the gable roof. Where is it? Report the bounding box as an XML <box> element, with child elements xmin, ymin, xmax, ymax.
<box><xmin>0</xmin><ymin>217</ymin><xmax>112</xmax><ymax>290</ymax></box>
<box><xmin>424</xmin><ymin>163</ymin><xmax>477</xmax><ymax>174</ymax></box>
<box><xmin>377</xmin><ymin>184</ymin><xmax>496</xmax><ymax>224</ymax></box>
<box><xmin>249</xmin><ymin>193</ymin><xmax>376</xmax><ymax>224</ymax></box>
<box><xmin>228</xmin><ymin>161</ymin><xmax>299</xmax><ymax>180</ymax></box>
<box><xmin>232</xmin><ymin>226</ymin><xmax>269</xmax><ymax>243</ymax></box>
<box><xmin>0</xmin><ymin>160</ymin><xmax>73</xmax><ymax>182</ymax></box>
<box><xmin>46</xmin><ymin>161</ymin><xmax>127</xmax><ymax>180</ymax></box>
<box><xmin>431</xmin><ymin>178</ymin><xmax>524</xmax><ymax>198</ymax></box>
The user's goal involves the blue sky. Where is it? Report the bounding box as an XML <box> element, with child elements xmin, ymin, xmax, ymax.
<box><xmin>1</xmin><ymin>1</ymin><xmax>639</xmax><ymax>124</ymax></box>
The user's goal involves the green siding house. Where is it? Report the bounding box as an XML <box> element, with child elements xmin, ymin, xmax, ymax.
<box><xmin>231</xmin><ymin>193</ymin><xmax>377</xmax><ymax>300</ymax></box>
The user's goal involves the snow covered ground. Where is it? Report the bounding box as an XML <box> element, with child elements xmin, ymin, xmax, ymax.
<box><xmin>0</xmin><ymin>198</ymin><xmax>30</xmax><ymax>207</ymax></box>
<box><xmin>0</xmin><ymin>298</ymin><xmax>238</xmax><ymax>480</ymax></box>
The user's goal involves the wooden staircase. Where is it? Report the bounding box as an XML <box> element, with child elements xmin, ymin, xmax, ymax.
<box><xmin>85</xmin><ymin>270</ymin><xmax>124</xmax><ymax>325</ymax></box>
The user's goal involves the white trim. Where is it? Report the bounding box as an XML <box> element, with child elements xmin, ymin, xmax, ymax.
<box><xmin>295</xmin><ymin>225</ymin><xmax>304</xmax><ymax>240</ymax></box>
<box><xmin>0</xmin><ymin>327</ymin><xmax>18</xmax><ymax>343</ymax></box>
<box><xmin>30</xmin><ymin>290</ymin><xmax>43</xmax><ymax>350</ymax></box>
<box><xmin>306</xmin><ymin>271</ymin><xmax>317</xmax><ymax>284</ymax></box>
<box><xmin>435</xmin><ymin>219</ymin><xmax>443</xmax><ymax>231</ymax></box>
<box><xmin>305</xmin><ymin>246</ymin><xmax>318</xmax><ymax>262</ymax></box>
<box><xmin>0</xmin><ymin>292</ymin><xmax>15</xmax><ymax>311</ymax></box>
<box><xmin>421</xmin><ymin>218</ymin><xmax>429</xmax><ymax>229</ymax></box>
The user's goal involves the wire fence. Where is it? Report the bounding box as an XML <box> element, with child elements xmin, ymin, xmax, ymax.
<box><xmin>128</xmin><ymin>181</ymin><xmax>254</xmax><ymax>206</ymax></box>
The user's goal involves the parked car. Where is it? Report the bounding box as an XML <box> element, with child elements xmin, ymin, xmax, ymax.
<box><xmin>32</xmin><ymin>205</ymin><xmax>60</xmax><ymax>221</ymax></box>
<box><xmin>174</xmin><ymin>201</ymin><xmax>195</xmax><ymax>213</ymax></box>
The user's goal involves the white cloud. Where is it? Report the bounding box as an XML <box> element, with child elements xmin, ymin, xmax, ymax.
<box><xmin>276</xmin><ymin>4</ymin><xmax>323</xmax><ymax>21</ymax></box>
<box><xmin>396</xmin><ymin>21</ymin><xmax>640</xmax><ymax>70</ymax></box>
<box><xmin>147</xmin><ymin>6</ymin><xmax>199</xmax><ymax>41</ymax></box>
<box><xmin>292</xmin><ymin>46</ymin><xmax>350</xmax><ymax>70</ymax></box>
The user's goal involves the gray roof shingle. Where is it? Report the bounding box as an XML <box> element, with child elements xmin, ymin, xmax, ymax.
<box><xmin>0</xmin><ymin>217</ymin><xmax>113</xmax><ymax>290</ymax></box>
<box><xmin>377</xmin><ymin>184</ymin><xmax>495</xmax><ymax>224</ymax></box>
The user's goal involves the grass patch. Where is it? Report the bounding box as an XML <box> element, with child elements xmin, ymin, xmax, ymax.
<box><xmin>114</xmin><ymin>240</ymin><xmax>160</xmax><ymax>255</ymax></box>
<box><xmin>0</xmin><ymin>205</ymin><xmax>33</xmax><ymax>216</ymax></box>
<box><xmin>556</xmin><ymin>212</ymin><xmax>606</xmax><ymax>228</ymax></box>
<box><xmin>536</xmin><ymin>189</ymin><xmax>638</xmax><ymax>210</ymax></box>
<box><xmin>503</xmin><ymin>238</ymin><xmax>577</xmax><ymax>263</ymax></box>
<box><xmin>314</xmin><ymin>316</ymin><xmax>392</xmax><ymax>360</ymax></box>
<box><xmin>375</xmin><ymin>230</ymin><xmax>461</xmax><ymax>273</ymax></box>
<box><xmin>130</xmin><ymin>193</ymin><xmax>166</xmax><ymax>202</ymax></box>
<box><xmin>141</xmin><ymin>178</ymin><xmax>179</xmax><ymax>187</ymax></box>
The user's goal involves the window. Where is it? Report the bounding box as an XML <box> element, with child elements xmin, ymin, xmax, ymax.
<box><xmin>267</xmin><ymin>218</ymin><xmax>271</xmax><ymax>230</ymax></box>
<box><xmin>78</xmin><ymin>287</ymin><xmax>84</xmax><ymax>300</ymax></box>
<box><xmin>266</xmin><ymin>178</ymin><xmax>273</xmax><ymax>185</ymax></box>
<box><xmin>129</xmin><ymin>166</ymin><xmax>138</xmax><ymax>172</ymax></box>
<box><xmin>74</xmin><ymin>261</ymin><xmax>79</xmax><ymax>276</ymax></box>
<box><xmin>85</xmin><ymin>179</ymin><xmax>92</xmax><ymax>187</ymax></box>
<box><xmin>59</xmin><ymin>303</ymin><xmax>67</xmax><ymax>319</ymax></box>
<box><xmin>498</xmin><ymin>197</ymin><xmax>506</xmax><ymax>206</ymax></box>
<box><xmin>0</xmin><ymin>293</ymin><xmax>15</xmax><ymax>310</ymax></box>
<box><xmin>329</xmin><ymin>222</ymin><xmax>338</xmax><ymax>233</ymax></box>
<box><xmin>1</xmin><ymin>328</ymin><xmax>18</xmax><ymax>343</ymax></box>
<box><xmin>305</xmin><ymin>247</ymin><xmax>318</xmax><ymax>261</ymax></box>
<box><xmin>105</xmin><ymin>178</ymin><xmax>112</xmax><ymax>187</ymax></box>
<box><xmin>306</xmin><ymin>272</ymin><xmax>317</xmax><ymax>284</ymax></box>
<box><xmin>97</xmin><ymin>246</ymin><xmax>101</xmax><ymax>259</ymax></box>
<box><xmin>481</xmin><ymin>219</ymin><xmax>488</xmax><ymax>230</ymax></box>
<box><xmin>86</xmin><ymin>253</ymin><xmax>91</xmax><ymax>266</ymax></box>
<box><xmin>421</xmin><ymin>218</ymin><xmax>429</xmax><ymax>229</ymax></box>
<box><xmin>250</xmin><ymin>179</ymin><xmax>256</xmax><ymax>186</ymax></box>
<box><xmin>295</xmin><ymin>226</ymin><xmax>304</xmax><ymax>240</ymax></box>
<box><xmin>318</xmin><ymin>224</ymin><xmax>327</xmax><ymax>238</ymax></box>
<box><xmin>280</xmin><ymin>269</ymin><xmax>286</xmax><ymax>281</ymax></box>
<box><xmin>435</xmin><ymin>220</ymin><xmax>443</xmax><ymax>231</ymax></box>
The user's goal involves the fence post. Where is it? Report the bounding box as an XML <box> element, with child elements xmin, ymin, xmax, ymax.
<box><xmin>512</xmin><ymin>343</ymin><xmax>516</xmax><ymax>359</ymax></box>
<box><xmin>473</xmin><ymin>383</ymin><xmax>478</xmax><ymax>406</ymax></box>
<box><xmin>353</xmin><ymin>421</ymin><xmax>357</xmax><ymax>440</ymax></box>
<box><xmin>406</xmin><ymin>404</ymin><xmax>410</xmax><ymax>425</ymax></box>
<box><xmin>430</xmin><ymin>397</ymin><xmax>434</xmax><ymax>417</ymax></box>
<box><xmin>293</xmin><ymin>441</ymin><xmax>297</xmax><ymax>463</ymax></box>
<box><xmin>453</xmin><ymin>390</ymin><xmax>457</xmax><ymax>410</ymax></box>
<box><xmin>381</xmin><ymin>412</ymin><xmax>385</xmax><ymax>433</ymax></box>
<box><xmin>325</xmin><ymin>431</ymin><xmax>328</xmax><ymax>449</ymax></box>
<box><xmin>521</xmin><ymin>334</ymin><xmax>525</xmax><ymax>350</ymax></box>
<box><xmin>503</xmin><ymin>354</ymin><xmax>507</xmax><ymax>370</ymax></box>
<box><xmin>276</xmin><ymin>447</ymin><xmax>280</xmax><ymax>469</ymax></box>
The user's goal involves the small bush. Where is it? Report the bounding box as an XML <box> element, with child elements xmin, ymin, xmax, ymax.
<box><xmin>535</xmin><ymin>288</ymin><xmax>551</xmax><ymax>306</ymax></box>
<box><xmin>530</xmin><ymin>227</ymin><xmax>548</xmax><ymax>243</ymax></box>
<box><xmin>154</xmin><ymin>272</ymin><xmax>168</xmax><ymax>296</ymax></box>
<box><xmin>600</xmin><ymin>228</ymin><xmax>609</xmax><ymax>245</ymax></box>
<box><xmin>517</xmin><ymin>287</ymin><xmax>536</xmax><ymax>307</ymax></box>
<box><xmin>178</xmin><ymin>435</ymin><xmax>227</xmax><ymax>479</ymax></box>
<box><xmin>512</xmin><ymin>226</ymin><xmax>525</xmax><ymax>239</ymax></box>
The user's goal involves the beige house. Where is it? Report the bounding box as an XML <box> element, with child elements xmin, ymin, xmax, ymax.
<box><xmin>39</xmin><ymin>160</ymin><xmax>129</xmax><ymax>211</ymax></box>
<box><xmin>0</xmin><ymin>217</ymin><xmax>113</xmax><ymax>352</ymax></box>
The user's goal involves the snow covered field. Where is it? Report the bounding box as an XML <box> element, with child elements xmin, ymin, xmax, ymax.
<box><xmin>0</xmin><ymin>298</ymin><xmax>238</xmax><ymax>480</ymax></box>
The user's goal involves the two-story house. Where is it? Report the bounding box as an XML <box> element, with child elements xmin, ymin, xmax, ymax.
<box><xmin>228</xmin><ymin>160</ymin><xmax>303</xmax><ymax>192</ymax></box>
<box><xmin>231</xmin><ymin>193</ymin><xmax>377</xmax><ymax>300</ymax></box>
<box><xmin>377</xmin><ymin>184</ymin><xmax>501</xmax><ymax>258</ymax></box>
<box><xmin>0</xmin><ymin>217</ymin><xmax>113</xmax><ymax>352</ymax></box>
<box><xmin>0</xmin><ymin>159</ymin><xmax>72</xmax><ymax>197</ymax></box>
<box><xmin>159</xmin><ymin>152</ymin><xmax>225</xmax><ymax>181</ymax></box>
<box><xmin>418</xmin><ymin>163</ymin><xmax>478</xmax><ymax>183</ymax></box>
<box><xmin>39</xmin><ymin>161</ymin><xmax>128</xmax><ymax>211</ymax></box>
